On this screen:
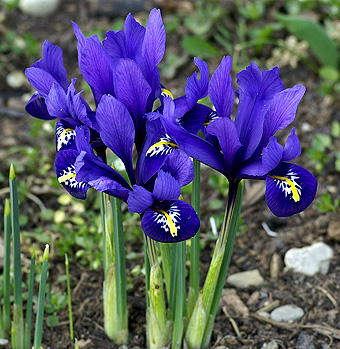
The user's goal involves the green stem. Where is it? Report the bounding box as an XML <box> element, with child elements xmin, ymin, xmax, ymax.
<box><xmin>3</xmin><ymin>198</ymin><xmax>11</xmax><ymax>331</ymax></box>
<box><xmin>189</xmin><ymin>160</ymin><xmax>200</xmax><ymax>317</ymax></box>
<box><xmin>172</xmin><ymin>242</ymin><xmax>186</xmax><ymax>349</ymax></box>
<box><xmin>159</xmin><ymin>243</ymin><xmax>172</xmax><ymax>303</ymax></box>
<box><xmin>65</xmin><ymin>254</ymin><xmax>74</xmax><ymax>340</ymax></box>
<box><xmin>144</xmin><ymin>235</ymin><xmax>150</xmax><ymax>309</ymax></box>
<box><xmin>9</xmin><ymin>165</ymin><xmax>24</xmax><ymax>349</ymax></box>
<box><xmin>34</xmin><ymin>244</ymin><xmax>49</xmax><ymax>349</ymax></box>
<box><xmin>24</xmin><ymin>250</ymin><xmax>35</xmax><ymax>348</ymax></box>
<box><xmin>100</xmin><ymin>192</ymin><xmax>107</xmax><ymax>275</ymax></box>
<box><xmin>112</xmin><ymin>197</ymin><xmax>128</xmax><ymax>343</ymax></box>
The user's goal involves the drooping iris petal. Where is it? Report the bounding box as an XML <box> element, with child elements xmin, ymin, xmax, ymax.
<box><xmin>185</xmin><ymin>58</ymin><xmax>209</xmax><ymax>110</ymax></box>
<box><xmin>235</xmin><ymin>64</ymin><xmax>284</xmax><ymax>161</ymax></box>
<box><xmin>262</xmin><ymin>136</ymin><xmax>283</xmax><ymax>173</ymax></box>
<box><xmin>266</xmin><ymin>162</ymin><xmax>317</xmax><ymax>217</ymax></box>
<box><xmin>162</xmin><ymin>150</ymin><xmax>194</xmax><ymax>187</ymax></box>
<box><xmin>32</xmin><ymin>41</ymin><xmax>68</xmax><ymax>89</ymax></box>
<box><xmin>141</xmin><ymin>200</ymin><xmax>200</xmax><ymax>243</ymax></box>
<box><xmin>208</xmin><ymin>56</ymin><xmax>234</xmax><ymax>119</ymax></box>
<box><xmin>25</xmin><ymin>93</ymin><xmax>53</xmax><ymax>120</ymax></box>
<box><xmin>257</xmin><ymin>85</ymin><xmax>306</xmax><ymax>153</ymax></box>
<box><xmin>178</xmin><ymin>104</ymin><xmax>211</xmax><ymax>135</ymax></box>
<box><xmin>127</xmin><ymin>185</ymin><xmax>154</xmax><ymax>214</ymax></box>
<box><xmin>55</xmin><ymin>149</ymin><xmax>90</xmax><ymax>199</ymax></box>
<box><xmin>96</xmin><ymin>94</ymin><xmax>135</xmax><ymax>184</ymax></box>
<box><xmin>282</xmin><ymin>128</ymin><xmax>301</xmax><ymax>161</ymax></box>
<box><xmin>79</xmin><ymin>36</ymin><xmax>115</xmax><ymax>104</ymax></box>
<box><xmin>207</xmin><ymin>117</ymin><xmax>242</xmax><ymax>175</ymax></box>
<box><xmin>153</xmin><ymin>170</ymin><xmax>181</xmax><ymax>201</ymax></box>
<box><xmin>161</xmin><ymin>98</ymin><xmax>226</xmax><ymax>173</ymax></box>
<box><xmin>55</xmin><ymin>120</ymin><xmax>76</xmax><ymax>151</ymax></box>
<box><xmin>235</xmin><ymin>157</ymin><xmax>267</xmax><ymax>180</ymax></box>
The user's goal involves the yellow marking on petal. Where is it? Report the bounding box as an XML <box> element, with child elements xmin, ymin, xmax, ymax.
<box><xmin>154</xmin><ymin>209</ymin><xmax>177</xmax><ymax>237</ymax></box>
<box><xmin>203</xmin><ymin>122</ymin><xmax>210</xmax><ymax>126</ymax></box>
<box><xmin>269</xmin><ymin>175</ymin><xmax>300</xmax><ymax>202</ymax></box>
<box><xmin>58</xmin><ymin>173</ymin><xmax>76</xmax><ymax>183</ymax></box>
<box><xmin>146</xmin><ymin>141</ymin><xmax>179</xmax><ymax>155</ymax></box>
<box><xmin>161</xmin><ymin>88</ymin><xmax>174</xmax><ymax>99</ymax></box>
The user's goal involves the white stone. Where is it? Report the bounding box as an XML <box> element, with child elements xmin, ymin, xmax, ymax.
<box><xmin>270</xmin><ymin>304</ymin><xmax>304</xmax><ymax>322</ymax></box>
<box><xmin>6</xmin><ymin>70</ymin><xmax>27</xmax><ymax>89</ymax></box>
<box><xmin>19</xmin><ymin>0</ymin><xmax>60</xmax><ymax>16</ymax></box>
<box><xmin>284</xmin><ymin>242</ymin><xmax>334</xmax><ymax>276</ymax></box>
<box><xmin>227</xmin><ymin>269</ymin><xmax>265</xmax><ymax>289</ymax></box>
<box><xmin>262</xmin><ymin>340</ymin><xmax>279</xmax><ymax>349</ymax></box>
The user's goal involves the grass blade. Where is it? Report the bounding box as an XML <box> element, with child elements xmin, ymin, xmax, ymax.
<box><xmin>3</xmin><ymin>199</ymin><xmax>11</xmax><ymax>331</ymax></box>
<box><xmin>65</xmin><ymin>254</ymin><xmax>74</xmax><ymax>340</ymax></box>
<box><xmin>33</xmin><ymin>244</ymin><xmax>49</xmax><ymax>349</ymax></box>
<box><xmin>24</xmin><ymin>249</ymin><xmax>35</xmax><ymax>348</ymax></box>
<box><xmin>9</xmin><ymin>165</ymin><xmax>24</xmax><ymax>348</ymax></box>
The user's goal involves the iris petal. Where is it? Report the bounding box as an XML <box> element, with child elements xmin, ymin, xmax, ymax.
<box><xmin>282</xmin><ymin>128</ymin><xmax>301</xmax><ymax>162</ymax></box>
<box><xmin>55</xmin><ymin>120</ymin><xmax>76</xmax><ymax>151</ymax></box>
<box><xmin>153</xmin><ymin>170</ymin><xmax>181</xmax><ymax>201</ymax></box>
<box><xmin>25</xmin><ymin>93</ymin><xmax>53</xmax><ymax>120</ymax></box>
<box><xmin>266</xmin><ymin>162</ymin><xmax>317</xmax><ymax>217</ymax></box>
<box><xmin>55</xmin><ymin>149</ymin><xmax>90</xmax><ymax>199</ymax></box>
<box><xmin>141</xmin><ymin>200</ymin><xmax>200</xmax><ymax>243</ymax></box>
<box><xmin>209</xmin><ymin>56</ymin><xmax>234</xmax><ymax>119</ymax></box>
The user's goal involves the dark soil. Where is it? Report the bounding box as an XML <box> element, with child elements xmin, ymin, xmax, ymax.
<box><xmin>1</xmin><ymin>1</ymin><xmax>340</xmax><ymax>348</ymax></box>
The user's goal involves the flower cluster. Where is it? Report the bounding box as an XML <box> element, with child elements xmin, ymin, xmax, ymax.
<box><xmin>25</xmin><ymin>9</ymin><xmax>317</xmax><ymax>243</ymax></box>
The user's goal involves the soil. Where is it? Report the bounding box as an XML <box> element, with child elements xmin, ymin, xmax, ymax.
<box><xmin>1</xmin><ymin>1</ymin><xmax>340</xmax><ymax>348</ymax></box>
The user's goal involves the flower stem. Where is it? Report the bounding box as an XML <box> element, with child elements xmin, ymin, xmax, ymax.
<box><xmin>24</xmin><ymin>249</ymin><xmax>35</xmax><ymax>348</ymax></box>
<box><xmin>189</xmin><ymin>159</ymin><xmax>201</xmax><ymax>318</ymax></box>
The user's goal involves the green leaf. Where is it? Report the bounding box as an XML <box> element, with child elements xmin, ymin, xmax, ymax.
<box><xmin>46</xmin><ymin>315</ymin><xmax>59</xmax><ymax>327</ymax></box>
<box><xmin>181</xmin><ymin>36</ymin><xmax>221</xmax><ymax>59</ymax></box>
<box><xmin>275</xmin><ymin>12</ymin><xmax>339</xmax><ymax>68</ymax></box>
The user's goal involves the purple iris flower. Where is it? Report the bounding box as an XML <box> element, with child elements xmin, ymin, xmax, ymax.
<box><xmin>152</xmin><ymin>57</ymin><xmax>317</xmax><ymax>217</ymax></box>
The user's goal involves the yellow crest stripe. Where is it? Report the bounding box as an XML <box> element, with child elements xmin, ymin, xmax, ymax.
<box><xmin>269</xmin><ymin>175</ymin><xmax>300</xmax><ymax>202</ymax></box>
<box><xmin>154</xmin><ymin>208</ymin><xmax>177</xmax><ymax>237</ymax></box>
<box><xmin>58</xmin><ymin>173</ymin><xmax>76</xmax><ymax>183</ymax></box>
<box><xmin>147</xmin><ymin>141</ymin><xmax>179</xmax><ymax>155</ymax></box>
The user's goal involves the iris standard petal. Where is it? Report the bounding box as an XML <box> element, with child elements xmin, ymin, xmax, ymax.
<box><xmin>141</xmin><ymin>200</ymin><xmax>200</xmax><ymax>243</ymax></box>
<box><xmin>258</xmin><ymin>85</ymin><xmax>306</xmax><ymax>152</ymax></box>
<box><xmin>124</xmin><ymin>13</ymin><xmax>146</xmax><ymax>60</ymax></box>
<box><xmin>32</xmin><ymin>41</ymin><xmax>68</xmax><ymax>89</ymax></box>
<box><xmin>114</xmin><ymin>58</ymin><xmax>152</xmax><ymax>136</ymax></box>
<box><xmin>25</xmin><ymin>93</ymin><xmax>53</xmax><ymax>120</ymax></box>
<box><xmin>178</xmin><ymin>104</ymin><xmax>211</xmax><ymax>135</ymax></box>
<box><xmin>266</xmin><ymin>162</ymin><xmax>317</xmax><ymax>217</ymax></box>
<box><xmin>262</xmin><ymin>136</ymin><xmax>283</xmax><ymax>173</ymax></box>
<box><xmin>79</xmin><ymin>36</ymin><xmax>115</xmax><ymax>104</ymax></box>
<box><xmin>55</xmin><ymin>149</ymin><xmax>90</xmax><ymax>199</ymax></box>
<box><xmin>153</xmin><ymin>170</ymin><xmax>181</xmax><ymax>201</ymax></box>
<box><xmin>46</xmin><ymin>82</ymin><xmax>69</xmax><ymax>118</ymax></box>
<box><xmin>25</xmin><ymin>67</ymin><xmax>60</xmax><ymax>97</ymax></box>
<box><xmin>142</xmin><ymin>8</ymin><xmax>166</xmax><ymax>71</ymax></box>
<box><xmin>207</xmin><ymin>117</ymin><xmax>242</xmax><ymax>175</ymax></box>
<box><xmin>185</xmin><ymin>58</ymin><xmax>209</xmax><ymax>110</ymax></box>
<box><xmin>127</xmin><ymin>185</ymin><xmax>154</xmax><ymax>214</ymax></box>
<box><xmin>208</xmin><ymin>56</ymin><xmax>234</xmax><ymax>119</ymax></box>
<box><xmin>282</xmin><ymin>128</ymin><xmax>301</xmax><ymax>162</ymax></box>
<box><xmin>235</xmin><ymin>64</ymin><xmax>284</xmax><ymax>161</ymax></box>
<box><xmin>103</xmin><ymin>30</ymin><xmax>127</xmax><ymax>63</ymax></box>
<box><xmin>96</xmin><ymin>94</ymin><xmax>135</xmax><ymax>184</ymax></box>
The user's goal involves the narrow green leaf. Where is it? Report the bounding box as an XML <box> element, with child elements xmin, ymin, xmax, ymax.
<box><xmin>65</xmin><ymin>254</ymin><xmax>74</xmax><ymax>340</ymax></box>
<box><xmin>24</xmin><ymin>252</ymin><xmax>35</xmax><ymax>348</ymax></box>
<box><xmin>3</xmin><ymin>198</ymin><xmax>11</xmax><ymax>331</ymax></box>
<box><xmin>275</xmin><ymin>12</ymin><xmax>339</xmax><ymax>68</ymax></box>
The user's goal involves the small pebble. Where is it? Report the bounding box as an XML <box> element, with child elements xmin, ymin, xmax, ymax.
<box><xmin>6</xmin><ymin>70</ymin><xmax>27</xmax><ymax>89</ymax></box>
<box><xmin>270</xmin><ymin>304</ymin><xmax>304</xmax><ymax>322</ymax></box>
<box><xmin>227</xmin><ymin>269</ymin><xmax>265</xmax><ymax>289</ymax></box>
<box><xmin>261</xmin><ymin>340</ymin><xmax>278</xmax><ymax>349</ymax></box>
<box><xmin>284</xmin><ymin>242</ymin><xmax>334</xmax><ymax>276</ymax></box>
<box><xmin>328</xmin><ymin>219</ymin><xmax>340</xmax><ymax>242</ymax></box>
<box><xmin>296</xmin><ymin>331</ymin><xmax>315</xmax><ymax>349</ymax></box>
<box><xmin>19</xmin><ymin>0</ymin><xmax>60</xmax><ymax>16</ymax></box>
